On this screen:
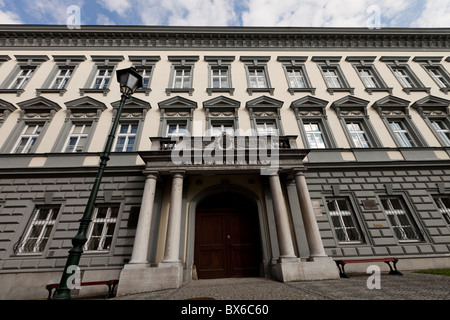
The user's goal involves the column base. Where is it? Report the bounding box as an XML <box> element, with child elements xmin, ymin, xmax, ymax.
<box><xmin>116</xmin><ymin>264</ymin><xmax>183</xmax><ymax>297</ymax></box>
<box><xmin>272</xmin><ymin>256</ymin><xmax>340</xmax><ymax>282</ymax></box>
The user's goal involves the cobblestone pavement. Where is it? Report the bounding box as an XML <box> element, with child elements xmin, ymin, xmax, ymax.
<box><xmin>114</xmin><ymin>271</ymin><xmax>450</xmax><ymax>300</ymax></box>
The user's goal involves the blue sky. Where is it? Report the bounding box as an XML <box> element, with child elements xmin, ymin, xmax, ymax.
<box><xmin>0</xmin><ymin>0</ymin><xmax>449</xmax><ymax>28</ymax></box>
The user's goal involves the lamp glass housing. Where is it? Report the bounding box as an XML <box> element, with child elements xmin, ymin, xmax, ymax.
<box><xmin>116</xmin><ymin>67</ymin><xmax>143</xmax><ymax>95</ymax></box>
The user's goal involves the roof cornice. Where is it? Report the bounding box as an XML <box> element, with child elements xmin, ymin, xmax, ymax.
<box><xmin>0</xmin><ymin>25</ymin><xmax>449</xmax><ymax>51</ymax></box>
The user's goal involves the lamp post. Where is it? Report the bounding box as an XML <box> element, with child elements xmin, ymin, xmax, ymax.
<box><xmin>52</xmin><ymin>68</ymin><xmax>143</xmax><ymax>300</ymax></box>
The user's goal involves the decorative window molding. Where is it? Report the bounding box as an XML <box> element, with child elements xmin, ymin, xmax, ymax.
<box><xmin>380</xmin><ymin>56</ymin><xmax>430</xmax><ymax>94</ymax></box>
<box><xmin>37</xmin><ymin>55</ymin><xmax>86</xmax><ymax>96</ymax></box>
<box><xmin>158</xmin><ymin>96</ymin><xmax>197</xmax><ymax>137</ymax></box>
<box><xmin>166</xmin><ymin>56</ymin><xmax>199</xmax><ymax>96</ymax></box>
<box><xmin>240</xmin><ymin>56</ymin><xmax>274</xmax><ymax>96</ymax></box>
<box><xmin>84</xmin><ymin>204</ymin><xmax>120</xmax><ymax>252</ymax></box>
<box><xmin>0</xmin><ymin>99</ymin><xmax>16</xmax><ymax>125</ymax></box>
<box><xmin>129</xmin><ymin>55</ymin><xmax>160</xmax><ymax>96</ymax></box>
<box><xmin>205</xmin><ymin>56</ymin><xmax>235</xmax><ymax>96</ymax></box>
<box><xmin>1</xmin><ymin>97</ymin><xmax>61</xmax><ymax>153</ymax></box>
<box><xmin>411</xmin><ymin>95</ymin><xmax>450</xmax><ymax>147</ymax></box>
<box><xmin>289</xmin><ymin>95</ymin><xmax>336</xmax><ymax>148</ymax></box>
<box><xmin>80</xmin><ymin>55</ymin><xmax>124</xmax><ymax>96</ymax></box>
<box><xmin>52</xmin><ymin>96</ymin><xmax>107</xmax><ymax>153</ymax></box>
<box><xmin>346</xmin><ymin>56</ymin><xmax>392</xmax><ymax>94</ymax></box>
<box><xmin>203</xmin><ymin>96</ymin><xmax>240</xmax><ymax>136</ymax></box>
<box><xmin>331</xmin><ymin>95</ymin><xmax>382</xmax><ymax>148</ymax></box>
<box><xmin>0</xmin><ymin>55</ymin><xmax>49</xmax><ymax>96</ymax></box>
<box><xmin>0</xmin><ymin>55</ymin><xmax>11</xmax><ymax>66</ymax></box>
<box><xmin>277</xmin><ymin>56</ymin><xmax>315</xmax><ymax>95</ymax></box>
<box><xmin>372</xmin><ymin>95</ymin><xmax>427</xmax><ymax>147</ymax></box>
<box><xmin>312</xmin><ymin>56</ymin><xmax>354</xmax><ymax>95</ymax></box>
<box><xmin>246</xmin><ymin>95</ymin><xmax>283</xmax><ymax>136</ymax></box>
<box><xmin>413</xmin><ymin>56</ymin><xmax>450</xmax><ymax>94</ymax></box>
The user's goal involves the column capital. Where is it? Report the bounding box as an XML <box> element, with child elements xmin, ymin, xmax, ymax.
<box><xmin>291</xmin><ymin>167</ymin><xmax>306</xmax><ymax>177</ymax></box>
<box><xmin>170</xmin><ymin>170</ymin><xmax>187</xmax><ymax>178</ymax></box>
<box><xmin>143</xmin><ymin>170</ymin><xmax>160</xmax><ymax>179</ymax></box>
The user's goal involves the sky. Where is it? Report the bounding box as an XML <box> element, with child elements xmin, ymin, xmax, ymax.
<box><xmin>0</xmin><ymin>0</ymin><xmax>449</xmax><ymax>28</ymax></box>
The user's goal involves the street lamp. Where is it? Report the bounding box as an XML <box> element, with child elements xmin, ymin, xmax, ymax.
<box><xmin>52</xmin><ymin>68</ymin><xmax>143</xmax><ymax>300</ymax></box>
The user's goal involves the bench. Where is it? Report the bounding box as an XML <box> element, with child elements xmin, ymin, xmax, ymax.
<box><xmin>46</xmin><ymin>280</ymin><xmax>119</xmax><ymax>300</ymax></box>
<box><xmin>335</xmin><ymin>258</ymin><xmax>402</xmax><ymax>278</ymax></box>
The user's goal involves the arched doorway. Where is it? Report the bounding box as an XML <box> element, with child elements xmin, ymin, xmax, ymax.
<box><xmin>194</xmin><ymin>193</ymin><xmax>262</xmax><ymax>279</ymax></box>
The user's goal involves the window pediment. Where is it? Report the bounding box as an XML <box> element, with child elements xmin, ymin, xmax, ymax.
<box><xmin>331</xmin><ymin>95</ymin><xmax>370</xmax><ymax>117</ymax></box>
<box><xmin>18</xmin><ymin>96</ymin><xmax>61</xmax><ymax>119</ymax></box>
<box><xmin>411</xmin><ymin>95</ymin><xmax>450</xmax><ymax>116</ymax></box>
<box><xmin>372</xmin><ymin>95</ymin><xmax>411</xmax><ymax>117</ymax></box>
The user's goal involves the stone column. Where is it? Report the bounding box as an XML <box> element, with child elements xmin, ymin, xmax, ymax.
<box><xmin>128</xmin><ymin>171</ymin><xmax>159</xmax><ymax>266</ymax></box>
<box><xmin>293</xmin><ymin>169</ymin><xmax>328</xmax><ymax>259</ymax></box>
<box><xmin>162</xmin><ymin>171</ymin><xmax>185</xmax><ymax>265</ymax></box>
<box><xmin>268</xmin><ymin>173</ymin><xmax>298</xmax><ymax>261</ymax></box>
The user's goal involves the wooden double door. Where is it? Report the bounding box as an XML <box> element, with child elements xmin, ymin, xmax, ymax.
<box><xmin>194</xmin><ymin>206</ymin><xmax>262</xmax><ymax>279</ymax></box>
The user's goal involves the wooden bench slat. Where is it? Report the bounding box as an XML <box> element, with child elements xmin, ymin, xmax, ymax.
<box><xmin>334</xmin><ymin>257</ymin><xmax>402</xmax><ymax>278</ymax></box>
<box><xmin>46</xmin><ymin>280</ymin><xmax>119</xmax><ymax>300</ymax></box>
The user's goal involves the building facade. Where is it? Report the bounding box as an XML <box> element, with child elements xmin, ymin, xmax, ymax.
<box><xmin>0</xmin><ymin>25</ymin><xmax>449</xmax><ymax>299</ymax></box>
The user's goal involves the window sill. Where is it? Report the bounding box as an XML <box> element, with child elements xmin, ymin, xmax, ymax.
<box><xmin>327</xmin><ymin>87</ymin><xmax>355</xmax><ymax>95</ymax></box>
<box><xmin>288</xmin><ymin>88</ymin><xmax>316</xmax><ymax>95</ymax></box>
<box><xmin>439</xmin><ymin>87</ymin><xmax>449</xmax><ymax>94</ymax></box>
<box><xmin>402</xmin><ymin>87</ymin><xmax>431</xmax><ymax>94</ymax></box>
<box><xmin>36</xmin><ymin>88</ymin><xmax>67</xmax><ymax>96</ymax></box>
<box><xmin>0</xmin><ymin>89</ymin><xmax>25</xmax><ymax>96</ymax></box>
<box><xmin>135</xmin><ymin>88</ymin><xmax>152</xmax><ymax>96</ymax></box>
<box><xmin>365</xmin><ymin>87</ymin><xmax>393</xmax><ymax>95</ymax></box>
<box><xmin>206</xmin><ymin>88</ymin><xmax>235</xmax><ymax>96</ymax></box>
<box><xmin>165</xmin><ymin>88</ymin><xmax>194</xmax><ymax>96</ymax></box>
<box><xmin>247</xmin><ymin>88</ymin><xmax>275</xmax><ymax>96</ymax></box>
<box><xmin>79</xmin><ymin>88</ymin><xmax>110</xmax><ymax>96</ymax></box>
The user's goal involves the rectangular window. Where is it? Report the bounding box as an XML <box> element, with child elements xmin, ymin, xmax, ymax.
<box><xmin>433</xmin><ymin>196</ymin><xmax>450</xmax><ymax>224</ymax></box>
<box><xmin>256</xmin><ymin>121</ymin><xmax>278</xmax><ymax>136</ymax></box>
<box><xmin>430</xmin><ymin>120</ymin><xmax>450</xmax><ymax>146</ymax></box>
<box><xmin>357</xmin><ymin>67</ymin><xmax>379</xmax><ymax>88</ymax></box>
<box><xmin>84</xmin><ymin>205</ymin><xmax>119</xmax><ymax>252</ymax></box>
<box><xmin>13</xmin><ymin>124</ymin><xmax>43</xmax><ymax>154</ymax></box>
<box><xmin>137</xmin><ymin>67</ymin><xmax>152</xmax><ymax>89</ymax></box>
<box><xmin>211</xmin><ymin>68</ymin><xmax>230</xmax><ymax>89</ymax></box>
<box><xmin>389</xmin><ymin>120</ymin><xmax>415</xmax><ymax>147</ymax></box>
<box><xmin>381</xmin><ymin>197</ymin><xmax>422</xmax><ymax>242</ymax></box>
<box><xmin>10</xmin><ymin>68</ymin><xmax>35</xmax><ymax>90</ymax></box>
<box><xmin>17</xmin><ymin>206</ymin><xmax>59</xmax><ymax>255</ymax></box>
<box><xmin>172</xmin><ymin>68</ymin><xmax>191</xmax><ymax>89</ymax></box>
<box><xmin>322</xmin><ymin>68</ymin><xmax>342</xmax><ymax>88</ymax></box>
<box><xmin>286</xmin><ymin>68</ymin><xmax>307</xmax><ymax>88</ymax></box>
<box><xmin>326</xmin><ymin>198</ymin><xmax>364</xmax><ymax>243</ymax></box>
<box><xmin>211</xmin><ymin>123</ymin><xmax>234</xmax><ymax>136</ymax></box>
<box><xmin>426</xmin><ymin>67</ymin><xmax>450</xmax><ymax>89</ymax></box>
<box><xmin>346</xmin><ymin>121</ymin><xmax>371</xmax><ymax>148</ymax></box>
<box><xmin>248</xmin><ymin>67</ymin><xmax>268</xmax><ymax>88</ymax></box>
<box><xmin>303</xmin><ymin>122</ymin><xmax>326</xmax><ymax>149</ymax></box>
<box><xmin>92</xmin><ymin>68</ymin><xmax>113</xmax><ymax>89</ymax></box>
<box><xmin>63</xmin><ymin>124</ymin><xmax>91</xmax><ymax>153</ymax></box>
<box><xmin>114</xmin><ymin>124</ymin><xmax>138</xmax><ymax>152</ymax></box>
<box><xmin>51</xmin><ymin>68</ymin><xmax>73</xmax><ymax>90</ymax></box>
<box><xmin>392</xmin><ymin>67</ymin><xmax>414</xmax><ymax>88</ymax></box>
<box><xmin>167</xmin><ymin>122</ymin><xmax>187</xmax><ymax>137</ymax></box>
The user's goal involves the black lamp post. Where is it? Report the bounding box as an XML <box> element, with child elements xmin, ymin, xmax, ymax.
<box><xmin>52</xmin><ymin>68</ymin><xmax>143</xmax><ymax>300</ymax></box>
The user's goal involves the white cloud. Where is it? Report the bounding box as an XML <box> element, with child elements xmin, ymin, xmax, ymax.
<box><xmin>23</xmin><ymin>0</ymin><xmax>84</xmax><ymax>24</ymax></box>
<box><xmin>413</xmin><ymin>0</ymin><xmax>450</xmax><ymax>27</ymax></box>
<box><xmin>97</xmin><ymin>0</ymin><xmax>131</xmax><ymax>17</ymax></box>
<box><xmin>0</xmin><ymin>0</ymin><xmax>22</xmax><ymax>24</ymax></box>
<box><xmin>97</xmin><ymin>13</ymin><xmax>116</xmax><ymax>25</ymax></box>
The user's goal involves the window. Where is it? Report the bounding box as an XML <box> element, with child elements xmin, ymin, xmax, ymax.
<box><xmin>12</xmin><ymin>124</ymin><xmax>43</xmax><ymax>154</ymax></box>
<box><xmin>286</xmin><ymin>68</ymin><xmax>307</xmax><ymax>88</ymax></box>
<box><xmin>172</xmin><ymin>67</ymin><xmax>191</xmax><ymax>89</ymax></box>
<box><xmin>129</xmin><ymin>55</ymin><xmax>160</xmax><ymax>95</ymax></box>
<box><xmin>303</xmin><ymin>122</ymin><xmax>326</xmax><ymax>149</ymax></box>
<box><xmin>346</xmin><ymin>121</ymin><xmax>371</xmax><ymax>148</ymax></box>
<box><xmin>326</xmin><ymin>198</ymin><xmax>364</xmax><ymax>243</ymax></box>
<box><xmin>357</xmin><ymin>67</ymin><xmax>378</xmax><ymax>88</ymax></box>
<box><xmin>167</xmin><ymin>122</ymin><xmax>187</xmax><ymax>137</ymax></box>
<box><xmin>413</xmin><ymin>57</ymin><xmax>450</xmax><ymax>93</ymax></box>
<box><xmin>114</xmin><ymin>123</ymin><xmax>138</xmax><ymax>152</ymax></box>
<box><xmin>392</xmin><ymin>67</ymin><xmax>414</xmax><ymax>88</ymax></box>
<box><xmin>16</xmin><ymin>206</ymin><xmax>59</xmax><ymax>255</ymax></box>
<box><xmin>278</xmin><ymin>57</ymin><xmax>315</xmax><ymax>95</ymax></box>
<box><xmin>166</xmin><ymin>56</ymin><xmax>198</xmax><ymax>96</ymax></box>
<box><xmin>312</xmin><ymin>57</ymin><xmax>354</xmax><ymax>95</ymax></box>
<box><xmin>381</xmin><ymin>57</ymin><xmax>430</xmax><ymax>94</ymax></box>
<box><xmin>211</xmin><ymin>122</ymin><xmax>234</xmax><ymax>136</ymax></box>
<box><xmin>50</xmin><ymin>68</ymin><xmax>73</xmax><ymax>90</ymax></box>
<box><xmin>426</xmin><ymin>67</ymin><xmax>450</xmax><ymax>89</ymax></box>
<box><xmin>389</xmin><ymin>120</ymin><xmax>416</xmax><ymax>147</ymax></box>
<box><xmin>138</xmin><ymin>68</ymin><xmax>152</xmax><ymax>89</ymax></box>
<box><xmin>322</xmin><ymin>68</ymin><xmax>342</xmax><ymax>88</ymax></box>
<box><xmin>84</xmin><ymin>205</ymin><xmax>119</xmax><ymax>252</ymax></box>
<box><xmin>380</xmin><ymin>197</ymin><xmax>422</xmax><ymax>242</ymax></box>
<box><xmin>433</xmin><ymin>196</ymin><xmax>450</xmax><ymax>224</ymax></box>
<box><xmin>205</xmin><ymin>56</ymin><xmax>235</xmax><ymax>95</ymax></box>
<box><xmin>248</xmin><ymin>67</ymin><xmax>268</xmax><ymax>88</ymax></box>
<box><xmin>241</xmin><ymin>56</ymin><xmax>274</xmax><ymax>95</ymax></box>
<box><xmin>63</xmin><ymin>124</ymin><xmax>91</xmax><ymax>153</ymax></box>
<box><xmin>10</xmin><ymin>68</ymin><xmax>34</xmax><ymax>90</ymax></box>
<box><xmin>346</xmin><ymin>57</ymin><xmax>392</xmax><ymax>94</ymax></box>
<box><xmin>430</xmin><ymin>120</ymin><xmax>450</xmax><ymax>146</ymax></box>
<box><xmin>256</xmin><ymin>120</ymin><xmax>278</xmax><ymax>136</ymax></box>
<box><xmin>211</xmin><ymin>68</ymin><xmax>230</xmax><ymax>89</ymax></box>
<box><xmin>92</xmin><ymin>68</ymin><xmax>113</xmax><ymax>89</ymax></box>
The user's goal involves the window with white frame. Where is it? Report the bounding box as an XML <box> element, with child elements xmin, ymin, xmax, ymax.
<box><xmin>211</xmin><ymin>68</ymin><xmax>230</xmax><ymax>89</ymax></box>
<box><xmin>303</xmin><ymin>122</ymin><xmax>326</xmax><ymax>149</ymax></box>
<box><xmin>172</xmin><ymin>67</ymin><xmax>191</xmax><ymax>89</ymax></box>
<box><xmin>430</xmin><ymin>119</ymin><xmax>450</xmax><ymax>146</ymax></box>
<box><xmin>167</xmin><ymin>122</ymin><xmax>187</xmax><ymax>137</ymax></box>
<box><xmin>114</xmin><ymin>123</ymin><xmax>138</xmax><ymax>152</ymax></box>
<box><xmin>211</xmin><ymin>122</ymin><xmax>234</xmax><ymax>136</ymax></box>
<box><xmin>326</xmin><ymin>198</ymin><xmax>364</xmax><ymax>243</ymax></box>
<box><xmin>346</xmin><ymin>121</ymin><xmax>371</xmax><ymax>148</ymax></box>
<box><xmin>248</xmin><ymin>67</ymin><xmax>268</xmax><ymax>88</ymax></box>
<box><xmin>381</xmin><ymin>197</ymin><xmax>422</xmax><ymax>241</ymax></box>
<box><xmin>256</xmin><ymin>120</ymin><xmax>278</xmax><ymax>136</ymax></box>
<box><xmin>433</xmin><ymin>196</ymin><xmax>450</xmax><ymax>224</ymax></box>
<box><xmin>16</xmin><ymin>206</ymin><xmax>59</xmax><ymax>255</ymax></box>
<box><xmin>356</xmin><ymin>67</ymin><xmax>379</xmax><ymax>88</ymax></box>
<box><xmin>84</xmin><ymin>205</ymin><xmax>119</xmax><ymax>252</ymax></box>
<box><xmin>62</xmin><ymin>124</ymin><xmax>91</xmax><ymax>153</ymax></box>
<box><xmin>137</xmin><ymin>67</ymin><xmax>153</xmax><ymax>89</ymax></box>
<box><xmin>92</xmin><ymin>68</ymin><xmax>113</xmax><ymax>89</ymax></box>
<box><xmin>286</xmin><ymin>68</ymin><xmax>307</xmax><ymax>88</ymax></box>
<box><xmin>322</xmin><ymin>68</ymin><xmax>342</xmax><ymax>88</ymax></box>
<box><xmin>12</xmin><ymin>124</ymin><xmax>43</xmax><ymax>154</ymax></box>
<box><xmin>51</xmin><ymin>68</ymin><xmax>73</xmax><ymax>90</ymax></box>
<box><xmin>9</xmin><ymin>68</ymin><xmax>35</xmax><ymax>90</ymax></box>
<box><xmin>388</xmin><ymin>120</ymin><xmax>416</xmax><ymax>147</ymax></box>
<box><xmin>426</xmin><ymin>67</ymin><xmax>450</xmax><ymax>89</ymax></box>
<box><xmin>392</xmin><ymin>67</ymin><xmax>415</xmax><ymax>88</ymax></box>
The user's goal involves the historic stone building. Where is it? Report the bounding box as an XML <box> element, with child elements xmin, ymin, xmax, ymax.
<box><xmin>0</xmin><ymin>25</ymin><xmax>449</xmax><ymax>299</ymax></box>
